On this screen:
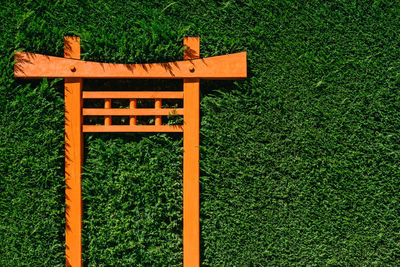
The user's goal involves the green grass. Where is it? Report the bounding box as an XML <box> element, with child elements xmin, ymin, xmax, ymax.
<box><xmin>1</xmin><ymin>0</ymin><xmax>400</xmax><ymax>265</ymax></box>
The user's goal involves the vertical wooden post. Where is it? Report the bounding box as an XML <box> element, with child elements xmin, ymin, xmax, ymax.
<box><xmin>155</xmin><ymin>98</ymin><xmax>162</xmax><ymax>126</ymax></box>
<box><xmin>104</xmin><ymin>99</ymin><xmax>111</xmax><ymax>126</ymax></box>
<box><xmin>64</xmin><ymin>37</ymin><xmax>83</xmax><ymax>267</ymax></box>
<box><xmin>130</xmin><ymin>99</ymin><xmax>137</xmax><ymax>125</ymax></box>
<box><xmin>183</xmin><ymin>37</ymin><xmax>200</xmax><ymax>267</ymax></box>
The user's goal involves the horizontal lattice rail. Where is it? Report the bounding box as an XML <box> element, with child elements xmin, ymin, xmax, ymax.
<box><xmin>83</xmin><ymin>91</ymin><xmax>183</xmax><ymax>132</ymax></box>
<box><xmin>82</xmin><ymin>108</ymin><xmax>183</xmax><ymax>116</ymax></box>
<box><xmin>82</xmin><ymin>125</ymin><xmax>183</xmax><ymax>132</ymax></box>
<box><xmin>82</xmin><ymin>91</ymin><xmax>183</xmax><ymax>99</ymax></box>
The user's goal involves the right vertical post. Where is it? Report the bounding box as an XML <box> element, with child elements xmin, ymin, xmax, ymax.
<box><xmin>183</xmin><ymin>37</ymin><xmax>200</xmax><ymax>267</ymax></box>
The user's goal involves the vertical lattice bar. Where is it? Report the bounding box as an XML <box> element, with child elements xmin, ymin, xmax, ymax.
<box><xmin>64</xmin><ymin>37</ymin><xmax>83</xmax><ymax>267</ymax></box>
<box><xmin>183</xmin><ymin>37</ymin><xmax>200</xmax><ymax>267</ymax></box>
<box><xmin>130</xmin><ymin>99</ymin><xmax>137</xmax><ymax>125</ymax></box>
<box><xmin>155</xmin><ymin>98</ymin><xmax>162</xmax><ymax>126</ymax></box>
<box><xmin>104</xmin><ymin>98</ymin><xmax>111</xmax><ymax>126</ymax></box>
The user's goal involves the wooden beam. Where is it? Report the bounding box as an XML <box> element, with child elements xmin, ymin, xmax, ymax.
<box><xmin>14</xmin><ymin>51</ymin><xmax>247</xmax><ymax>79</ymax></box>
<box><xmin>82</xmin><ymin>91</ymin><xmax>184</xmax><ymax>99</ymax></box>
<box><xmin>183</xmin><ymin>37</ymin><xmax>200</xmax><ymax>267</ymax></box>
<box><xmin>64</xmin><ymin>37</ymin><xmax>83</xmax><ymax>267</ymax></box>
<box><xmin>82</xmin><ymin>125</ymin><xmax>183</xmax><ymax>132</ymax></box>
<box><xmin>82</xmin><ymin>108</ymin><xmax>183</xmax><ymax>116</ymax></box>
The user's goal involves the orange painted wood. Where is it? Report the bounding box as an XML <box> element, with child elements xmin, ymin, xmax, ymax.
<box><xmin>104</xmin><ymin>99</ymin><xmax>111</xmax><ymax>126</ymax></box>
<box><xmin>14</xmin><ymin>51</ymin><xmax>247</xmax><ymax>79</ymax></box>
<box><xmin>155</xmin><ymin>99</ymin><xmax>162</xmax><ymax>126</ymax></box>
<box><xmin>129</xmin><ymin>99</ymin><xmax>137</xmax><ymax>125</ymax></box>
<box><xmin>183</xmin><ymin>37</ymin><xmax>200</xmax><ymax>267</ymax></box>
<box><xmin>82</xmin><ymin>125</ymin><xmax>183</xmax><ymax>132</ymax></box>
<box><xmin>14</xmin><ymin>36</ymin><xmax>247</xmax><ymax>267</ymax></box>
<box><xmin>64</xmin><ymin>37</ymin><xmax>83</xmax><ymax>267</ymax></box>
<box><xmin>82</xmin><ymin>91</ymin><xmax>183</xmax><ymax>99</ymax></box>
<box><xmin>82</xmin><ymin>108</ymin><xmax>183</xmax><ymax>116</ymax></box>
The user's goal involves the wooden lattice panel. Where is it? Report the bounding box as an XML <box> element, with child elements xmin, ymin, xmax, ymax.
<box><xmin>82</xmin><ymin>91</ymin><xmax>183</xmax><ymax>132</ymax></box>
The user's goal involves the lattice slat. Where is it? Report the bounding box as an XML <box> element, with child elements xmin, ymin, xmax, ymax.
<box><xmin>82</xmin><ymin>91</ymin><xmax>183</xmax><ymax>99</ymax></box>
<box><xmin>129</xmin><ymin>99</ymin><xmax>136</xmax><ymax>125</ymax></box>
<box><xmin>82</xmin><ymin>108</ymin><xmax>183</xmax><ymax>116</ymax></box>
<box><xmin>82</xmin><ymin>125</ymin><xmax>183</xmax><ymax>132</ymax></box>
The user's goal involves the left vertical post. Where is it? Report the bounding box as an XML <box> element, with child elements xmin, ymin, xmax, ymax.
<box><xmin>64</xmin><ymin>37</ymin><xmax>83</xmax><ymax>267</ymax></box>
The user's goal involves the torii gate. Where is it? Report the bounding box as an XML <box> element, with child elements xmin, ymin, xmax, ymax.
<box><xmin>14</xmin><ymin>37</ymin><xmax>247</xmax><ymax>266</ymax></box>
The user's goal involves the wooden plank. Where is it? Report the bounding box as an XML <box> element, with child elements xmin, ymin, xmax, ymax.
<box><xmin>82</xmin><ymin>125</ymin><xmax>183</xmax><ymax>132</ymax></box>
<box><xmin>14</xmin><ymin>51</ymin><xmax>247</xmax><ymax>79</ymax></box>
<box><xmin>64</xmin><ymin>37</ymin><xmax>83</xmax><ymax>267</ymax></box>
<box><xmin>82</xmin><ymin>108</ymin><xmax>183</xmax><ymax>116</ymax></box>
<box><xmin>183</xmin><ymin>37</ymin><xmax>200</xmax><ymax>267</ymax></box>
<box><xmin>83</xmin><ymin>91</ymin><xmax>184</xmax><ymax>99</ymax></box>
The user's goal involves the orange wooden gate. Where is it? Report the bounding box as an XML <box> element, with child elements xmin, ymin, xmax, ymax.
<box><xmin>14</xmin><ymin>37</ymin><xmax>246</xmax><ymax>266</ymax></box>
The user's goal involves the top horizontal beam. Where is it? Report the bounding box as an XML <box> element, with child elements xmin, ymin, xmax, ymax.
<box><xmin>14</xmin><ymin>52</ymin><xmax>247</xmax><ymax>79</ymax></box>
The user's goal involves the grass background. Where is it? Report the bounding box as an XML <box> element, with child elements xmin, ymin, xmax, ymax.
<box><xmin>1</xmin><ymin>0</ymin><xmax>400</xmax><ymax>265</ymax></box>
